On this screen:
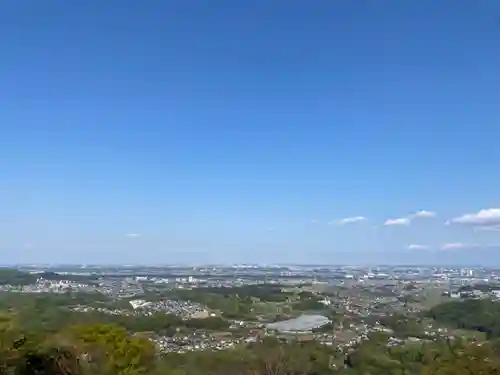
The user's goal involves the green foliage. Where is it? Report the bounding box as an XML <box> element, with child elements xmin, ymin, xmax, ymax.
<box><xmin>312</xmin><ymin>322</ymin><xmax>334</xmax><ymax>333</ymax></box>
<box><xmin>0</xmin><ymin>269</ymin><xmax>37</xmax><ymax>286</ymax></box>
<box><xmin>343</xmin><ymin>339</ymin><xmax>500</xmax><ymax>375</ymax></box>
<box><xmin>165</xmin><ymin>285</ymin><xmax>296</xmax><ymax>319</ymax></box>
<box><xmin>6</xmin><ymin>292</ymin><xmax>500</xmax><ymax>375</ymax></box>
<box><xmin>158</xmin><ymin>338</ymin><xmax>339</xmax><ymax>375</ymax></box>
<box><xmin>0</xmin><ymin>269</ymin><xmax>97</xmax><ymax>286</ymax></box>
<box><xmin>292</xmin><ymin>298</ymin><xmax>325</xmax><ymax>311</ymax></box>
<box><xmin>184</xmin><ymin>316</ymin><xmax>229</xmax><ymax>330</ymax></box>
<box><xmin>0</xmin><ymin>293</ymin><xmax>113</xmax><ymax>333</ymax></box>
<box><xmin>0</xmin><ymin>293</ymin><xmax>227</xmax><ymax>335</ymax></box>
<box><xmin>105</xmin><ymin>313</ymin><xmax>227</xmax><ymax>334</ymax></box>
<box><xmin>3</xmin><ymin>313</ymin><xmax>500</xmax><ymax>375</ymax></box>
<box><xmin>206</xmin><ymin>285</ymin><xmax>293</xmax><ymax>303</ymax></box>
<box><xmin>380</xmin><ymin>313</ymin><xmax>429</xmax><ymax>338</ymax></box>
<box><xmin>69</xmin><ymin>324</ymin><xmax>155</xmax><ymax>375</ymax></box>
<box><xmin>429</xmin><ymin>299</ymin><xmax>500</xmax><ymax>338</ymax></box>
<box><xmin>37</xmin><ymin>271</ymin><xmax>99</xmax><ymax>283</ymax></box>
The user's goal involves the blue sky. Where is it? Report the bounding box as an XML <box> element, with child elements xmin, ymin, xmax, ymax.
<box><xmin>1</xmin><ymin>0</ymin><xmax>500</xmax><ymax>265</ymax></box>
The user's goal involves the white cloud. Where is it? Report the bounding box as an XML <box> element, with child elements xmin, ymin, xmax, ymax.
<box><xmin>126</xmin><ymin>233</ymin><xmax>141</xmax><ymax>238</ymax></box>
<box><xmin>384</xmin><ymin>217</ymin><xmax>410</xmax><ymax>226</ymax></box>
<box><xmin>384</xmin><ymin>210</ymin><xmax>436</xmax><ymax>227</ymax></box>
<box><xmin>450</xmin><ymin>208</ymin><xmax>500</xmax><ymax>230</ymax></box>
<box><xmin>311</xmin><ymin>219</ymin><xmax>318</xmax><ymax>224</ymax></box>
<box><xmin>335</xmin><ymin>216</ymin><xmax>367</xmax><ymax>225</ymax></box>
<box><xmin>440</xmin><ymin>242</ymin><xmax>473</xmax><ymax>250</ymax></box>
<box><xmin>412</xmin><ymin>210</ymin><xmax>436</xmax><ymax>218</ymax></box>
<box><xmin>474</xmin><ymin>225</ymin><xmax>500</xmax><ymax>232</ymax></box>
<box><xmin>440</xmin><ymin>242</ymin><xmax>500</xmax><ymax>250</ymax></box>
<box><xmin>407</xmin><ymin>244</ymin><xmax>429</xmax><ymax>250</ymax></box>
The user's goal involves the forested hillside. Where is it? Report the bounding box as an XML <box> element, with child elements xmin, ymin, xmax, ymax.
<box><xmin>428</xmin><ymin>299</ymin><xmax>500</xmax><ymax>338</ymax></box>
<box><xmin>3</xmin><ymin>307</ymin><xmax>500</xmax><ymax>375</ymax></box>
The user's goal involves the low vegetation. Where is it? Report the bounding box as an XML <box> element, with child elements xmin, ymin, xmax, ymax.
<box><xmin>428</xmin><ymin>299</ymin><xmax>500</xmax><ymax>338</ymax></box>
<box><xmin>1</xmin><ymin>290</ymin><xmax>500</xmax><ymax>375</ymax></box>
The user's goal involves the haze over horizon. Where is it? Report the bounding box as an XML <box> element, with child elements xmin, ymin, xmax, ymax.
<box><xmin>1</xmin><ymin>1</ymin><xmax>500</xmax><ymax>265</ymax></box>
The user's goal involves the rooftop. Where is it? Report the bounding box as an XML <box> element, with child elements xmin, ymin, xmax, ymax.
<box><xmin>266</xmin><ymin>314</ymin><xmax>331</xmax><ymax>332</ymax></box>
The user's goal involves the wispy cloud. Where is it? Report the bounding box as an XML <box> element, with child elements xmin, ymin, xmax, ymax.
<box><xmin>126</xmin><ymin>233</ymin><xmax>141</xmax><ymax>238</ymax></box>
<box><xmin>407</xmin><ymin>244</ymin><xmax>429</xmax><ymax>250</ymax></box>
<box><xmin>440</xmin><ymin>242</ymin><xmax>473</xmax><ymax>250</ymax></box>
<box><xmin>439</xmin><ymin>242</ymin><xmax>500</xmax><ymax>250</ymax></box>
<box><xmin>449</xmin><ymin>208</ymin><xmax>500</xmax><ymax>231</ymax></box>
<box><xmin>412</xmin><ymin>210</ymin><xmax>436</xmax><ymax>218</ymax></box>
<box><xmin>384</xmin><ymin>217</ymin><xmax>410</xmax><ymax>226</ymax></box>
<box><xmin>383</xmin><ymin>210</ymin><xmax>435</xmax><ymax>227</ymax></box>
<box><xmin>335</xmin><ymin>216</ymin><xmax>367</xmax><ymax>225</ymax></box>
<box><xmin>474</xmin><ymin>226</ymin><xmax>500</xmax><ymax>232</ymax></box>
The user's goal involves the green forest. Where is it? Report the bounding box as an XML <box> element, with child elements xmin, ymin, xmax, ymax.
<box><xmin>428</xmin><ymin>299</ymin><xmax>500</xmax><ymax>338</ymax></box>
<box><xmin>2</xmin><ymin>292</ymin><xmax>500</xmax><ymax>375</ymax></box>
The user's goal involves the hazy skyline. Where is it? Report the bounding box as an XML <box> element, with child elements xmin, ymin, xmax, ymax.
<box><xmin>1</xmin><ymin>1</ymin><xmax>499</xmax><ymax>264</ymax></box>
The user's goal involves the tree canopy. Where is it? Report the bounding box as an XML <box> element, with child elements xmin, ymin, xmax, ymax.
<box><xmin>428</xmin><ymin>299</ymin><xmax>500</xmax><ymax>338</ymax></box>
